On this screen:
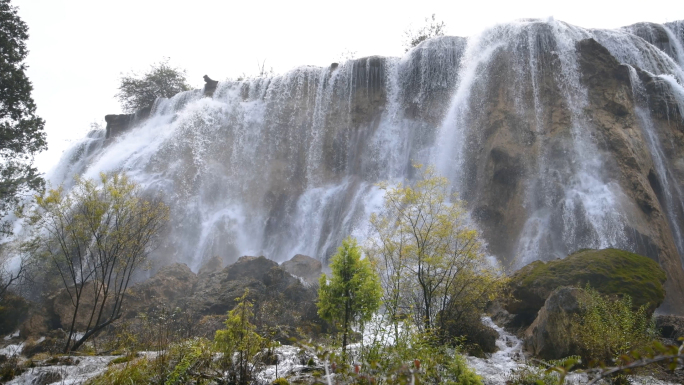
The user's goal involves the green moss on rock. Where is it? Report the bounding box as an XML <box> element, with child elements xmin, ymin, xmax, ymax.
<box><xmin>505</xmin><ymin>248</ymin><xmax>666</xmax><ymax>321</ymax></box>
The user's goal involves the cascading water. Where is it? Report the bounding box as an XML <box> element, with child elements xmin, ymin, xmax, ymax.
<box><xmin>626</xmin><ymin>66</ymin><xmax>684</xmax><ymax>265</ymax></box>
<box><xmin>47</xmin><ymin>19</ymin><xmax>684</xmax><ymax>292</ymax></box>
<box><xmin>621</xmin><ymin>21</ymin><xmax>684</xmax><ymax>70</ymax></box>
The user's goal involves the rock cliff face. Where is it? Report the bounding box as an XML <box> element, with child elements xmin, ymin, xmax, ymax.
<box><xmin>49</xmin><ymin>19</ymin><xmax>684</xmax><ymax>311</ymax></box>
<box><xmin>41</xmin><ymin>255</ymin><xmax>320</xmax><ymax>340</ymax></box>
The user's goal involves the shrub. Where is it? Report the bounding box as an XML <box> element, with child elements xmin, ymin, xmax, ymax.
<box><xmin>346</xmin><ymin>319</ymin><xmax>482</xmax><ymax>385</ymax></box>
<box><xmin>0</xmin><ymin>354</ymin><xmax>24</xmax><ymax>382</ymax></box>
<box><xmin>507</xmin><ymin>365</ymin><xmax>563</xmax><ymax>385</ymax></box>
<box><xmin>402</xmin><ymin>14</ymin><xmax>446</xmax><ymax>52</ymax></box>
<box><xmin>446</xmin><ymin>354</ymin><xmax>482</xmax><ymax>385</ymax></box>
<box><xmin>164</xmin><ymin>338</ymin><xmax>213</xmax><ymax>385</ymax></box>
<box><xmin>572</xmin><ymin>287</ymin><xmax>657</xmax><ymax>364</ymax></box>
<box><xmin>108</xmin><ymin>355</ymin><xmax>136</xmax><ymax>366</ymax></box>
<box><xmin>88</xmin><ymin>338</ymin><xmax>214</xmax><ymax>385</ymax></box>
<box><xmin>87</xmin><ymin>356</ymin><xmax>157</xmax><ymax>385</ymax></box>
<box><xmin>0</xmin><ymin>293</ymin><xmax>29</xmax><ymax>334</ymax></box>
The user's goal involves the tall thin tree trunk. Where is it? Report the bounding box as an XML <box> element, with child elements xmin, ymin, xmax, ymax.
<box><xmin>342</xmin><ymin>299</ymin><xmax>349</xmax><ymax>358</ymax></box>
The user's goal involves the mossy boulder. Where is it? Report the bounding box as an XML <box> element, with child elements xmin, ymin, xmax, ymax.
<box><xmin>506</xmin><ymin>248</ymin><xmax>666</xmax><ymax>323</ymax></box>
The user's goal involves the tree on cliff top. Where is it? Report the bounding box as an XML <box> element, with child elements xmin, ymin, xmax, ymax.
<box><xmin>0</xmin><ymin>0</ymin><xmax>47</xmax><ymax>235</ymax></box>
<box><xmin>402</xmin><ymin>14</ymin><xmax>446</xmax><ymax>52</ymax></box>
<box><xmin>318</xmin><ymin>237</ymin><xmax>382</xmax><ymax>357</ymax></box>
<box><xmin>116</xmin><ymin>58</ymin><xmax>191</xmax><ymax>113</ymax></box>
<box><xmin>24</xmin><ymin>173</ymin><xmax>169</xmax><ymax>352</ymax></box>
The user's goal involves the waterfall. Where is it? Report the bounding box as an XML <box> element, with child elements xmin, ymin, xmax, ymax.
<box><xmin>626</xmin><ymin>66</ymin><xmax>684</xmax><ymax>265</ymax></box>
<box><xmin>48</xmin><ymin>19</ymin><xmax>684</xmax><ymax>277</ymax></box>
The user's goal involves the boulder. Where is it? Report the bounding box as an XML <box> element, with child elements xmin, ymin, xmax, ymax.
<box><xmin>441</xmin><ymin>312</ymin><xmax>499</xmax><ymax>357</ymax></box>
<box><xmin>225</xmin><ymin>256</ymin><xmax>279</xmax><ymax>282</ymax></box>
<box><xmin>19</xmin><ymin>312</ymin><xmax>50</xmax><ymax>339</ymax></box>
<box><xmin>30</xmin><ymin>370</ymin><xmax>62</xmax><ymax>385</ymax></box>
<box><xmin>47</xmin><ymin>281</ymin><xmax>106</xmax><ymax>331</ymax></box>
<box><xmin>439</xmin><ymin>303</ymin><xmax>500</xmax><ymax>356</ymax></box>
<box><xmin>487</xmin><ymin>301</ymin><xmax>519</xmax><ymax>331</ymax></box>
<box><xmin>123</xmin><ymin>263</ymin><xmax>198</xmax><ymax>318</ymax></box>
<box><xmin>281</xmin><ymin>254</ymin><xmax>322</xmax><ymax>285</ymax></box>
<box><xmin>198</xmin><ymin>255</ymin><xmax>224</xmax><ymax>276</ymax></box>
<box><xmin>506</xmin><ymin>248</ymin><xmax>666</xmax><ymax>324</ymax></box>
<box><xmin>188</xmin><ymin>256</ymin><xmax>309</xmax><ymax>316</ymax></box>
<box><xmin>655</xmin><ymin>314</ymin><xmax>684</xmax><ymax>341</ymax></box>
<box><xmin>523</xmin><ymin>287</ymin><xmax>583</xmax><ymax>359</ymax></box>
<box><xmin>183</xmin><ymin>255</ymin><xmax>320</xmax><ymax>341</ymax></box>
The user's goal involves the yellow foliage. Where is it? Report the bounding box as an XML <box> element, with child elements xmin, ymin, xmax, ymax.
<box><xmin>24</xmin><ymin>172</ymin><xmax>169</xmax><ymax>352</ymax></box>
<box><xmin>366</xmin><ymin>165</ymin><xmax>506</xmax><ymax>331</ymax></box>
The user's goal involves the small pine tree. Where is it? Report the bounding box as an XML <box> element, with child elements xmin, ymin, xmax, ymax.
<box><xmin>317</xmin><ymin>237</ymin><xmax>382</xmax><ymax>357</ymax></box>
<box><xmin>214</xmin><ymin>290</ymin><xmax>265</xmax><ymax>385</ymax></box>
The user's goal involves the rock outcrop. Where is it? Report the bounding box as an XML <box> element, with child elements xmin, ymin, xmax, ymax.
<box><xmin>523</xmin><ymin>287</ymin><xmax>583</xmax><ymax>360</ymax></box>
<box><xmin>104</xmin><ymin>106</ymin><xmax>150</xmax><ymax>139</ymax></box>
<box><xmin>655</xmin><ymin>314</ymin><xmax>684</xmax><ymax>341</ymax></box>
<box><xmin>27</xmin><ymin>254</ymin><xmax>320</xmax><ymax>342</ymax></box>
<box><xmin>623</xmin><ymin>22</ymin><xmax>684</xmax><ymax>64</ymax></box>
<box><xmin>203</xmin><ymin>75</ymin><xmax>219</xmax><ymax>97</ymax></box>
<box><xmin>280</xmin><ymin>254</ymin><xmax>322</xmax><ymax>285</ymax></box>
<box><xmin>47</xmin><ymin>281</ymin><xmax>111</xmax><ymax>331</ymax></box>
<box><xmin>505</xmin><ymin>248</ymin><xmax>666</xmax><ymax>325</ymax></box>
<box><xmin>124</xmin><ymin>255</ymin><xmax>320</xmax><ymax>340</ymax></box>
<box><xmin>441</xmin><ymin>311</ymin><xmax>499</xmax><ymax>357</ymax></box>
<box><xmin>123</xmin><ymin>263</ymin><xmax>199</xmax><ymax>318</ymax></box>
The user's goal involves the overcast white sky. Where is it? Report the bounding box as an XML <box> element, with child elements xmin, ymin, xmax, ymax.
<box><xmin>13</xmin><ymin>0</ymin><xmax>684</xmax><ymax>173</ymax></box>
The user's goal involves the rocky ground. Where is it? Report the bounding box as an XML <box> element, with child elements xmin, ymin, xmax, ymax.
<box><xmin>2</xmin><ymin>248</ymin><xmax>684</xmax><ymax>384</ymax></box>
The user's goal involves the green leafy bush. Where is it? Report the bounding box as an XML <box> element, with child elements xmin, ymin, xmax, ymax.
<box><xmin>446</xmin><ymin>354</ymin><xmax>483</xmax><ymax>385</ymax></box>
<box><xmin>89</xmin><ymin>338</ymin><xmax>214</xmax><ymax>385</ymax></box>
<box><xmin>165</xmin><ymin>338</ymin><xmax>213</xmax><ymax>385</ymax></box>
<box><xmin>507</xmin><ymin>366</ymin><xmax>562</xmax><ymax>385</ymax></box>
<box><xmin>333</xmin><ymin>319</ymin><xmax>482</xmax><ymax>385</ymax></box>
<box><xmin>572</xmin><ymin>287</ymin><xmax>657</xmax><ymax>364</ymax></box>
<box><xmin>108</xmin><ymin>355</ymin><xmax>136</xmax><ymax>366</ymax></box>
<box><xmin>87</xmin><ymin>356</ymin><xmax>157</xmax><ymax>385</ymax></box>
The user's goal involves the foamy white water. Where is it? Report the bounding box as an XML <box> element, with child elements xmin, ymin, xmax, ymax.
<box><xmin>38</xmin><ymin>18</ymin><xmax>684</xmax><ymax>272</ymax></box>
